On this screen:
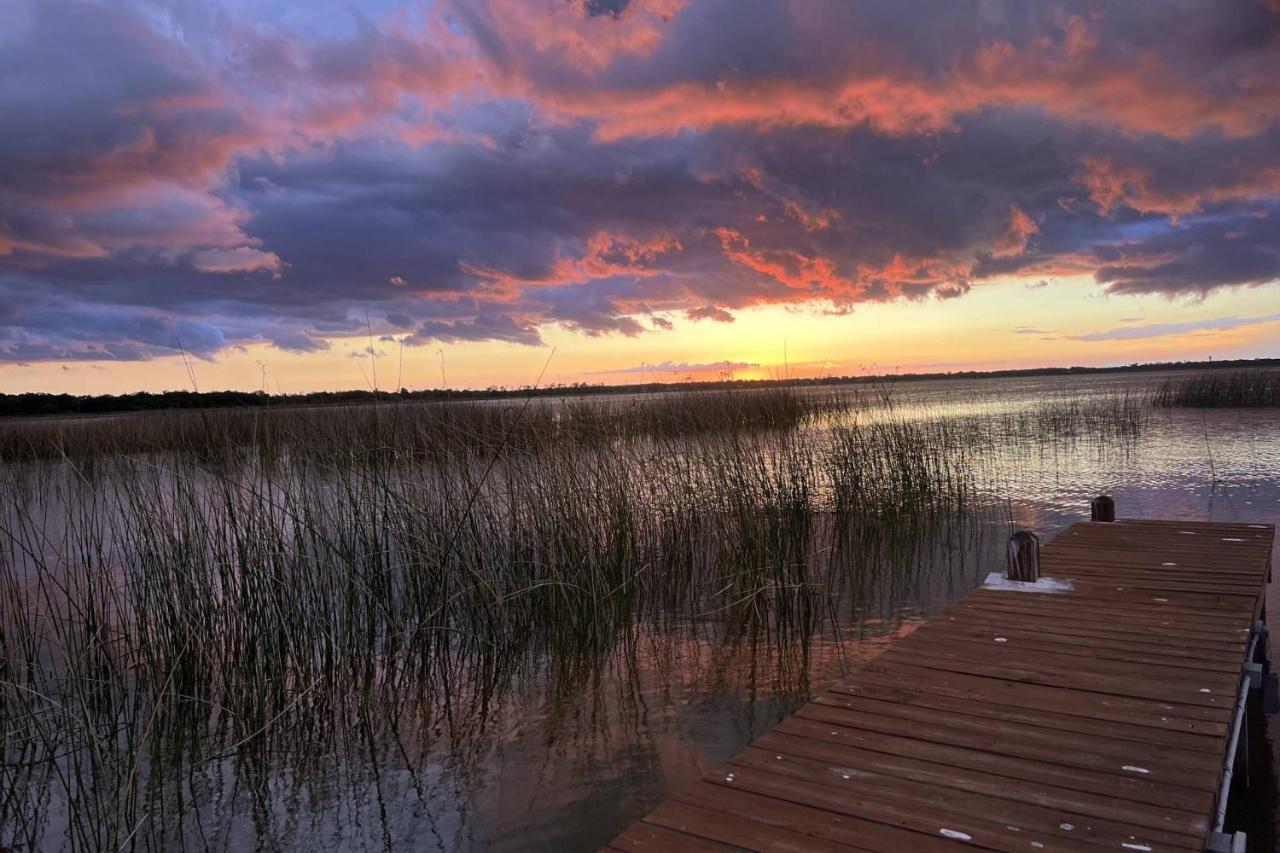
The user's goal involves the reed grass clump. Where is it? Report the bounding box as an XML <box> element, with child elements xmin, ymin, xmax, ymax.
<box><xmin>999</xmin><ymin>393</ymin><xmax>1149</xmax><ymax>443</ymax></box>
<box><xmin>1151</xmin><ymin>369</ymin><xmax>1280</xmax><ymax>408</ymax></box>
<box><xmin>0</xmin><ymin>387</ymin><xmax>821</xmax><ymax>463</ymax></box>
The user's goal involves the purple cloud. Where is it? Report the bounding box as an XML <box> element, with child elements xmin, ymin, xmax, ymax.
<box><xmin>1073</xmin><ymin>313</ymin><xmax>1280</xmax><ymax>342</ymax></box>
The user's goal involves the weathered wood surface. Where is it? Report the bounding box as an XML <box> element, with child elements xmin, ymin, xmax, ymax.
<box><xmin>606</xmin><ymin>519</ymin><xmax>1275</xmax><ymax>852</ymax></box>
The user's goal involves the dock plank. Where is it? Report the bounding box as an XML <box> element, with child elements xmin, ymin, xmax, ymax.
<box><xmin>803</xmin><ymin>694</ymin><xmax>1222</xmax><ymax>784</ymax></box>
<box><xmin>777</xmin><ymin>713</ymin><xmax>1214</xmax><ymax>811</ymax></box>
<box><xmin>606</xmin><ymin>519</ymin><xmax>1274</xmax><ymax>851</ymax></box>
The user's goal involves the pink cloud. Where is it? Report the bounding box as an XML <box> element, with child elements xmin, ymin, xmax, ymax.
<box><xmin>434</xmin><ymin>7</ymin><xmax>1279</xmax><ymax>145</ymax></box>
<box><xmin>459</xmin><ymin>231</ymin><xmax>682</xmax><ymax>297</ymax></box>
<box><xmin>1079</xmin><ymin>156</ymin><xmax>1280</xmax><ymax>218</ymax></box>
<box><xmin>713</xmin><ymin>227</ymin><xmax>860</xmax><ymax>298</ymax></box>
<box><xmin>992</xmin><ymin>205</ymin><xmax>1039</xmax><ymax>258</ymax></box>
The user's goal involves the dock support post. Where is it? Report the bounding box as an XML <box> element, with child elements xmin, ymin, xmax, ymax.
<box><xmin>1206</xmin><ymin>830</ymin><xmax>1248</xmax><ymax>853</ymax></box>
<box><xmin>1006</xmin><ymin>531</ymin><xmax>1040</xmax><ymax>582</ymax></box>
<box><xmin>1091</xmin><ymin>495</ymin><xmax>1115</xmax><ymax>522</ymax></box>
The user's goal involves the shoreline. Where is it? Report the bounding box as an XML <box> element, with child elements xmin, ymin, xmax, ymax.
<box><xmin>3</xmin><ymin>356</ymin><xmax>1278</xmax><ymax>421</ymax></box>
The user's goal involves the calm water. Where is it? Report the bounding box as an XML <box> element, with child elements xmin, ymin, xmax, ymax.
<box><xmin>4</xmin><ymin>371</ymin><xmax>1279</xmax><ymax>851</ymax></box>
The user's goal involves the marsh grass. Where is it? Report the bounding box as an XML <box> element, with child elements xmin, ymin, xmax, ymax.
<box><xmin>0</xmin><ymin>385</ymin><xmax>1146</xmax><ymax>850</ymax></box>
<box><xmin>0</xmin><ymin>387</ymin><xmax>826</xmax><ymax>464</ymax></box>
<box><xmin>1152</xmin><ymin>369</ymin><xmax>1280</xmax><ymax>408</ymax></box>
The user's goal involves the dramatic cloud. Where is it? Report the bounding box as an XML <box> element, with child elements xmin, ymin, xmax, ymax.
<box><xmin>2</xmin><ymin>0</ymin><xmax>1279</xmax><ymax>361</ymax></box>
<box><xmin>1091</xmin><ymin>207</ymin><xmax>1280</xmax><ymax>297</ymax></box>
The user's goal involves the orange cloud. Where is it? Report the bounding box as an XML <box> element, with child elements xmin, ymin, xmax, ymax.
<box><xmin>713</xmin><ymin>227</ymin><xmax>861</xmax><ymax>298</ymax></box>
<box><xmin>475</xmin><ymin>12</ymin><xmax>1279</xmax><ymax>143</ymax></box>
<box><xmin>992</xmin><ymin>205</ymin><xmax>1039</xmax><ymax>257</ymax></box>
<box><xmin>472</xmin><ymin>0</ymin><xmax>683</xmax><ymax>72</ymax></box>
<box><xmin>1080</xmin><ymin>156</ymin><xmax>1280</xmax><ymax>217</ymax></box>
<box><xmin>459</xmin><ymin>231</ymin><xmax>682</xmax><ymax>299</ymax></box>
<box><xmin>739</xmin><ymin>167</ymin><xmax>837</xmax><ymax>231</ymax></box>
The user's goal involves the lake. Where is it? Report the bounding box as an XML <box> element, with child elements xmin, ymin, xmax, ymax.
<box><xmin>2</xmin><ymin>370</ymin><xmax>1278</xmax><ymax>851</ymax></box>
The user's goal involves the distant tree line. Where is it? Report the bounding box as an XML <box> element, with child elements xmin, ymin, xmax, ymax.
<box><xmin>3</xmin><ymin>357</ymin><xmax>1277</xmax><ymax>419</ymax></box>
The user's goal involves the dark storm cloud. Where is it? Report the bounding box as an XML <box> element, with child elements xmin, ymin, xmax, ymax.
<box><xmin>268</xmin><ymin>331</ymin><xmax>331</xmax><ymax>353</ymax></box>
<box><xmin>584</xmin><ymin>0</ymin><xmax>632</xmax><ymax>19</ymax></box>
<box><xmin>0</xmin><ymin>277</ymin><xmax>229</xmax><ymax>361</ymax></box>
<box><xmin>406</xmin><ymin>313</ymin><xmax>544</xmax><ymax>347</ymax></box>
<box><xmin>1</xmin><ymin>0</ymin><xmax>1279</xmax><ymax>361</ymax></box>
<box><xmin>1093</xmin><ymin>208</ymin><xmax>1280</xmax><ymax>297</ymax></box>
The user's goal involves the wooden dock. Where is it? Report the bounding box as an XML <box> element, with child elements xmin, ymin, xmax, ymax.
<box><xmin>607</xmin><ymin>516</ymin><xmax>1276</xmax><ymax>852</ymax></box>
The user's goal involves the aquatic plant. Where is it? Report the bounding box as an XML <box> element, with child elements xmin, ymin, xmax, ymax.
<box><xmin>1151</xmin><ymin>369</ymin><xmax>1280</xmax><ymax>408</ymax></box>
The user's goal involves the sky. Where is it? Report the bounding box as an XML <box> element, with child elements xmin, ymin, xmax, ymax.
<box><xmin>2</xmin><ymin>0</ymin><xmax>1279</xmax><ymax>394</ymax></box>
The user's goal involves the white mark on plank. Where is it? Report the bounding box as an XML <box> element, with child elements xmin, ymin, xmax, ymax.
<box><xmin>1161</xmin><ymin>562</ymin><xmax>1177</xmax><ymax>566</ymax></box>
<box><xmin>1122</xmin><ymin>845</ymin><xmax>1153</xmax><ymax>852</ymax></box>
<box><xmin>1223</xmin><ymin>537</ymin><xmax>1244</xmax><ymax>542</ymax></box>
<box><xmin>994</xmin><ymin>637</ymin><xmax>1008</xmax><ymax>643</ymax></box>
<box><xmin>1152</xmin><ymin>597</ymin><xmax>1168</xmax><ymax>602</ymax></box>
<box><xmin>1059</xmin><ymin>822</ymin><xmax>1074</xmax><ymax>830</ymax></box>
<box><xmin>938</xmin><ymin>829</ymin><xmax>972</xmax><ymax>841</ymax></box>
<box><xmin>1122</xmin><ymin>765</ymin><xmax>1150</xmax><ymax>774</ymax></box>
<box><xmin>1200</xmin><ymin>688</ymin><xmax>1211</xmax><ymax>693</ymax></box>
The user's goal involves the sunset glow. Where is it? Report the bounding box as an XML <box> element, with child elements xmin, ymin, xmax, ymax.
<box><xmin>3</xmin><ymin>0</ymin><xmax>1279</xmax><ymax>393</ymax></box>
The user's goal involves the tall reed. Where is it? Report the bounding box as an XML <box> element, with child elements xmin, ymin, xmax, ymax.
<box><xmin>1151</xmin><ymin>369</ymin><xmax>1280</xmax><ymax>408</ymax></box>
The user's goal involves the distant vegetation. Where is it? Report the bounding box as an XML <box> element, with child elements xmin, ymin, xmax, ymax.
<box><xmin>0</xmin><ymin>384</ymin><xmax>1152</xmax><ymax>464</ymax></box>
<box><xmin>0</xmin><ymin>387</ymin><xmax>829</xmax><ymax>462</ymax></box>
<box><xmin>3</xmin><ymin>356</ymin><xmax>1277</xmax><ymax>419</ymax></box>
<box><xmin>1152</xmin><ymin>369</ymin><xmax>1280</xmax><ymax>408</ymax></box>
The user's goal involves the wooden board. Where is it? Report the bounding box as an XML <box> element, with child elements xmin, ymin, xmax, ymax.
<box><xmin>604</xmin><ymin>519</ymin><xmax>1275</xmax><ymax>851</ymax></box>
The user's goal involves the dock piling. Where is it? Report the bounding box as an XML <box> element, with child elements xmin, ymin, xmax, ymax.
<box><xmin>1091</xmin><ymin>494</ymin><xmax>1116</xmax><ymax>522</ymax></box>
<box><xmin>1006</xmin><ymin>530</ymin><xmax>1040</xmax><ymax>582</ymax></box>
